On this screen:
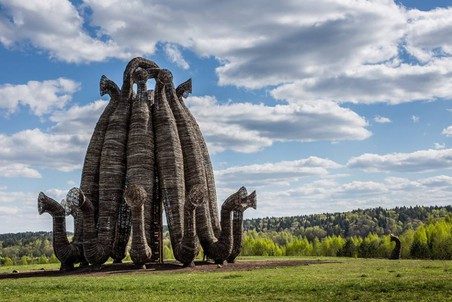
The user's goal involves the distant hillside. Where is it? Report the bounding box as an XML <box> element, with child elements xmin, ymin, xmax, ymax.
<box><xmin>1</xmin><ymin>205</ymin><xmax>450</xmax><ymax>245</ymax></box>
<box><xmin>243</xmin><ymin>205</ymin><xmax>452</xmax><ymax>239</ymax></box>
<box><xmin>0</xmin><ymin>231</ymin><xmax>55</xmax><ymax>247</ymax></box>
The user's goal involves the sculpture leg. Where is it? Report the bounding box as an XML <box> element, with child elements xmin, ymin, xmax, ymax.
<box><xmin>38</xmin><ymin>192</ymin><xmax>82</xmax><ymax>271</ymax></box>
<box><xmin>124</xmin><ymin>184</ymin><xmax>153</xmax><ymax>266</ymax></box>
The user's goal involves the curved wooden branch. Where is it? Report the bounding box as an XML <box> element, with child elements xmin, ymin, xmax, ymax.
<box><xmin>176</xmin><ymin>78</ymin><xmax>191</xmax><ymax>99</ymax></box>
<box><xmin>124</xmin><ymin>184</ymin><xmax>152</xmax><ymax>266</ymax></box>
<box><xmin>390</xmin><ymin>234</ymin><xmax>401</xmax><ymax>259</ymax></box>
<box><xmin>153</xmin><ymin>69</ymin><xmax>199</xmax><ymax>266</ymax></box>
<box><xmin>175</xmin><ymin>79</ymin><xmax>221</xmax><ymax>238</ymax></box>
<box><xmin>227</xmin><ymin>191</ymin><xmax>256</xmax><ymax>263</ymax></box>
<box><xmin>66</xmin><ymin>188</ymin><xmax>109</xmax><ymax>267</ymax></box>
<box><xmin>202</xmin><ymin>187</ymin><xmax>255</xmax><ymax>264</ymax></box>
<box><xmin>80</xmin><ymin>65</ymin><xmax>145</xmax><ymax>265</ymax></box>
<box><xmin>37</xmin><ymin>192</ymin><xmax>83</xmax><ymax>270</ymax></box>
<box><xmin>117</xmin><ymin>68</ymin><xmax>156</xmax><ymax>265</ymax></box>
<box><xmin>80</xmin><ymin>75</ymin><xmax>120</xmax><ymax>220</ymax></box>
<box><xmin>121</xmin><ymin>57</ymin><xmax>160</xmax><ymax>101</ymax></box>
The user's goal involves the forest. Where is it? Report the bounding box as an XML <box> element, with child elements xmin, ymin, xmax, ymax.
<box><xmin>0</xmin><ymin>205</ymin><xmax>451</xmax><ymax>265</ymax></box>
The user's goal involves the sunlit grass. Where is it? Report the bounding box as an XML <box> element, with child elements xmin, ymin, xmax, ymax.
<box><xmin>0</xmin><ymin>257</ymin><xmax>450</xmax><ymax>301</ymax></box>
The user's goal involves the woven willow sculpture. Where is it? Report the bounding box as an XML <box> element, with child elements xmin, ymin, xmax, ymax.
<box><xmin>390</xmin><ymin>234</ymin><xmax>401</xmax><ymax>260</ymax></box>
<box><xmin>38</xmin><ymin>58</ymin><xmax>256</xmax><ymax>270</ymax></box>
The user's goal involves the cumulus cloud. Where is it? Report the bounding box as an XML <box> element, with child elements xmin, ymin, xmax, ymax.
<box><xmin>241</xmin><ymin>175</ymin><xmax>452</xmax><ymax>218</ymax></box>
<box><xmin>0</xmin><ymin>128</ymin><xmax>86</xmax><ymax>172</ymax></box>
<box><xmin>49</xmin><ymin>99</ymin><xmax>108</xmax><ymax>135</ymax></box>
<box><xmin>44</xmin><ymin>188</ymin><xmax>68</xmax><ymax>202</ymax></box>
<box><xmin>0</xmin><ymin>78</ymin><xmax>80</xmax><ymax>116</ymax></box>
<box><xmin>1</xmin><ymin>1</ymin><xmax>450</xmax><ymax>106</ymax></box>
<box><xmin>0</xmin><ymin>99</ymin><xmax>106</xmax><ymax>173</ymax></box>
<box><xmin>215</xmin><ymin>156</ymin><xmax>342</xmax><ymax>187</ymax></box>
<box><xmin>373</xmin><ymin>115</ymin><xmax>391</xmax><ymax>124</ymax></box>
<box><xmin>442</xmin><ymin>126</ymin><xmax>452</xmax><ymax>137</ymax></box>
<box><xmin>163</xmin><ymin>43</ymin><xmax>189</xmax><ymax>70</ymax></box>
<box><xmin>418</xmin><ymin>175</ymin><xmax>452</xmax><ymax>188</ymax></box>
<box><xmin>0</xmin><ymin>206</ymin><xmax>19</xmax><ymax>215</ymax></box>
<box><xmin>405</xmin><ymin>7</ymin><xmax>452</xmax><ymax>62</ymax></box>
<box><xmin>81</xmin><ymin>0</ymin><xmax>405</xmax><ymax>88</ymax></box>
<box><xmin>186</xmin><ymin>95</ymin><xmax>371</xmax><ymax>153</ymax></box>
<box><xmin>0</xmin><ymin>187</ymin><xmax>58</xmax><ymax>232</ymax></box>
<box><xmin>271</xmin><ymin>58</ymin><xmax>452</xmax><ymax>104</ymax></box>
<box><xmin>434</xmin><ymin>143</ymin><xmax>446</xmax><ymax>150</ymax></box>
<box><xmin>347</xmin><ymin>148</ymin><xmax>452</xmax><ymax>173</ymax></box>
<box><xmin>335</xmin><ymin>181</ymin><xmax>389</xmax><ymax>197</ymax></box>
<box><xmin>0</xmin><ymin>0</ymin><xmax>128</xmax><ymax>62</ymax></box>
<box><xmin>0</xmin><ymin>162</ymin><xmax>41</xmax><ymax>178</ymax></box>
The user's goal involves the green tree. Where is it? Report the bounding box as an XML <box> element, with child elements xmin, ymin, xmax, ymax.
<box><xmin>49</xmin><ymin>254</ymin><xmax>59</xmax><ymax>264</ymax></box>
<box><xmin>19</xmin><ymin>256</ymin><xmax>29</xmax><ymax>265</ymax></box>
<box><xmin>37</xmin><ymin>255</ymin><xmax>49</xmax><ymax>264</ymax></box>
<box><xmin>3</xmin><ymin>257</ymin><xmax>13</xmax><ymax>266</ymax></box>
<box><xmin>411</xmin><ymin>226</ymin><xmax>429</xmax><ymax>259</ymax></box>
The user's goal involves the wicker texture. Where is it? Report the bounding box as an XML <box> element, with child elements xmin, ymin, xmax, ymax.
<box><xmin>37</xmin><ymin>193</ymin><xmax>83</xmax><ymax>270</ymax></box>
<box><xmin>81</xmin><ymin>75</ymin><xmax>120</xmax><ymax>221</ymax></box>
<box><xmin>153</xmin><ymin>70</ymin><xmax>198</xmax><ymax>265</ymax></box>
<box><xmin>175</xmin><ymin>79</ymin><xmax>221</xmax><ymax>238</ymax></box>
<box><xmin>390</xmin><ymin>234</ymin><xmax>402</xmax><ymax>260</ymax></box>
<box><xmin>125</xmin><ymin>184</ymin><xmax>153</xmax><ymax>265</ymax></box>
<box><xmin>40</xmin><ymin>57</ymin><xmax>256</xmax><ymax>268</ymax></box>
<box><xmin>227</xmin><ymin>191</ymin><xmax>257</xmax><ymax>263</ymax></box>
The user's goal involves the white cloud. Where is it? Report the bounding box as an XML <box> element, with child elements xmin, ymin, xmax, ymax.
<box><xmin>0</xmin><ymin>1</ymin><xmax>450</xmax><ymax>105</ymax></box>
<box><xmin>0</xmin><ymin>1</ymin><xmax>450</xmax><ymax>107</ymax></box>
<box><xmin>45</xmin><ymin>188</ymin><xmax>68</xmax><ymax>201</ymax></box>
<box><xmin>0</xmin><ymin>78</ymin><xmax>80</xmax><ymax>116</ymax></box>
<box><xmin>186</xmin><ymin>95</ymin><xmax>371</xmax><ymax>153</ymax></box>
<box><xmin>405</xmin><ymin>7</ymin><xmax>452</xmax><ymax>62</ymax></box>
<box><xmin>0</xmin><ymin>99</ymin><xmax>106</xmax><ymax>173</ymax></box>
<box><xmin>163</xmin><ymin>43</ymin><xmax>189</xmax><ymax>70</ymax></box>
<box><xmin>347</xmin><ymin>148</ymin><xmax>452</xmax><ymax>173</ymax></box>
<box><xmin>49</xmin><ymin>99</ymin><xmax>108</xmax><ymax>135</ymax></box>
<box><xmin>418</xmin><ymin>175</ymin><xmax>452</xmax><ymax>188</ymax></box>
<box><xmin>83</xmin><ymin>0</ymin><xmax>406</xmax><ymax>89</ymax></box>
<box><xmin>0</xmin><ymin>206</ymin><xmax>19</xmax><ymax>215</ymax></box>
<box><xmin>373</xmin><ymin>115</ymin><xmax>391</xmax><ymax>124</ymax></box>
<box><xmin>434</xmin><ymin>143</ymin><xmax>446</xmax><ymax>150</ymax></box>
<box><xmin>215</xmin><ymin>156</ymin><xmax>342</xmax><ymax>187</ymax></box>
<box><xmin>442</xmin><ymin>125</ymin><xmax>452</xmax><ymax>137</ymax></box>
<box><xmin>271</xmin><ymin>58</ymin><xmax>452</xmax><ymax>105</ymax></box>
<box><xmin>228</xmin><ymin>174</ymin><xmax>452</xmax><ymax>218</ymax></box>
<box><xmin>82</xmin><ymin>2</ymin><xmax>452</xmax><ymax>107</ymax></box>
<box><xmin>0</xmin><ymin>162</ymin><xmax>41</xmax><ymax>178</ymax></box>
<box><xmin>0</xmin><ymin>188</ymin><xmax>56</xmax><ymax>233</ymax></box>
<box><xmin>0</xmin><ymin>0</ymin><xmax>127</xmax><ymax>63</ymax></box>
<box><xmin>336</xmin><ymin>181</ymin><xmax>388</xmax><ymax>195</ymax></box>
<box><xmin>0</xmin><ymin>128</ymin><xmax>85</xmax><ymax>172</ymax></box>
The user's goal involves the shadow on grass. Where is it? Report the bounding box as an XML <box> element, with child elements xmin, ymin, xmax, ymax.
<box><xmin>0</xmin><ymin>259</ymin><xmax>338</xmax><ymax>279</ymax></box>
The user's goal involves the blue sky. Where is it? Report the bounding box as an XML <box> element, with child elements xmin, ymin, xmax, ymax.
<box><xmin>0</xmin><ymin>0</ymin><xmax>451</xmax><ymax>233</ymax></box>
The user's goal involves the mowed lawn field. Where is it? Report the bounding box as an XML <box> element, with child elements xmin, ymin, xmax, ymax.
<box><xmin>0</xmin><ymin>257</ymin><xmax>451</xmax><ymax>302</ymax></box>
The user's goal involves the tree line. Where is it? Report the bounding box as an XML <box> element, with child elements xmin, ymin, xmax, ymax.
<box><xmin>240</xmin><ymin>215</ymin><xmax>452</xmax><ymax>259</ymax></box>
<box><xmin>243</xmin><ymin>205</ymin><xmax>451</xmax><ymax>239</ymax></box>
<box><xmin>1</xmin><ymin>206</ymin><xmax>451</xmax><ymax>266</ymax></box>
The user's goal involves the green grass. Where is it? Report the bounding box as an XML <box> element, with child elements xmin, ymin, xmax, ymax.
<box><xmin>0</xmin><ymin>257</ymin><xmax>451</xmax><ymax>301</ymax></box>
<box><xmin>0</xmin><ymin>262</ymin><xmax>59</xmax><ymax>273</ymax></box>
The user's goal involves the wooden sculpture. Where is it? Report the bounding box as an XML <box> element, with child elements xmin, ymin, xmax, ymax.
<box><xmin>38</xmin><ymin>57</ymin><xmax>256</xmax><ymax>270</ymax></box>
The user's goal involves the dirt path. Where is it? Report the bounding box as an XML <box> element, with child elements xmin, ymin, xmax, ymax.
<box><xmin>0</xmin><ymin>259</ymin><xmax>338</xmax><ymax>279</ymax></box>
